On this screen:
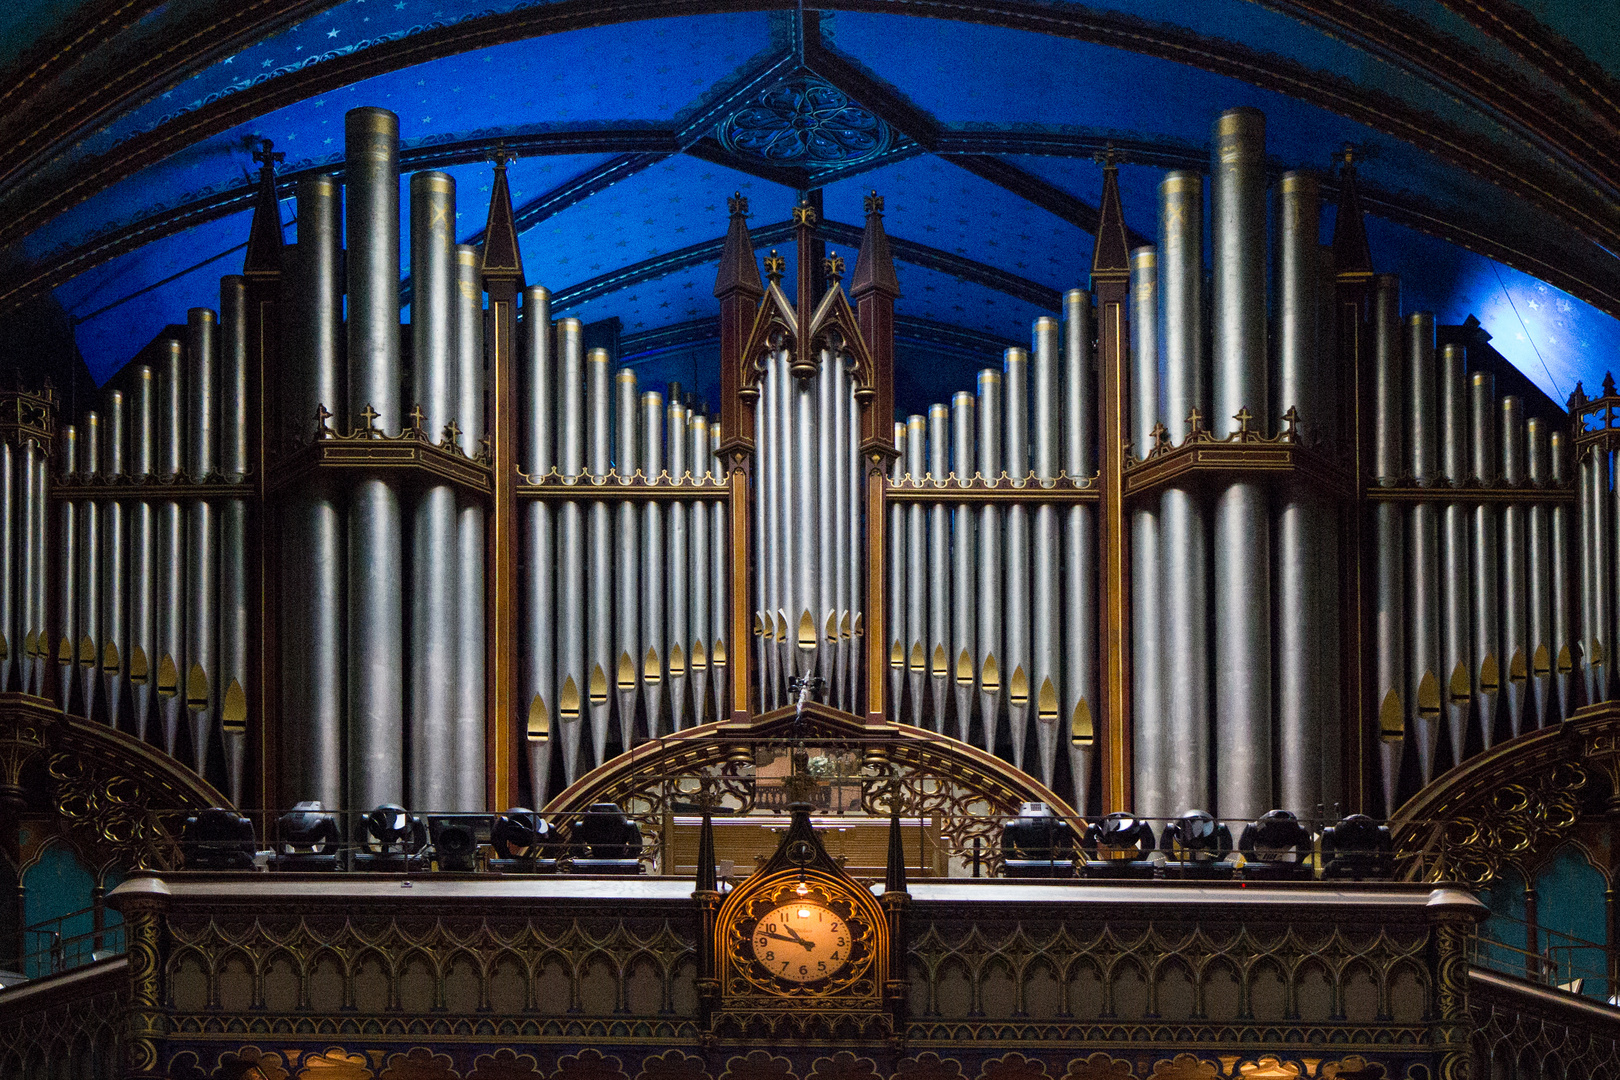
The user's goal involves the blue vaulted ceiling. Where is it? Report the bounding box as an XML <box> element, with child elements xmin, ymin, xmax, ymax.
<box><xmin>2</xmin><ymin>0</ymin><xmax>1620</xmax><ymax>410</ymax></box>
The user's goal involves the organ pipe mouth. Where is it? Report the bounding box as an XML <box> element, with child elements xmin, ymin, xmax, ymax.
<box><xmin>1378</xmin><ymin>689</ymin><xmax>1405</xmax><ymax>739</ymax></box>
<box><xmin>527</xmin><ymin>694</ymin><xmax>550</xmax><ymax>740</ymax></box>
<box><xmin>1071</xmin><ymin>700</ymin><xmax>1094</xmax><ymax>747</ymax></box>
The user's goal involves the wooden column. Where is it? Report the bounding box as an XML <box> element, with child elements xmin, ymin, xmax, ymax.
<box><xmin>242</xmin><ymin>140</ymin><xmax>283</xmax><ymax>815</ymax></box>
<box><xmin>714</xmin><ymin>195</ymin><xmax>763</xmax><ymax>721</ymax></box>
<box><xmin>1091</xmin><ymin>159</ymin><xmax>1133</xmax><ymax>812</ymax></box>
<box><xmin>481</xmin><ymin>151</ymin><xmax>524</xmax><ymax>809</ymax></box>
<box><xmin>1333</xmin><ymin>148</ymin><xmax>1375</xmax><ymax>815</ymax></box>
<box><xmin>852</xmin><ymin>194</ymin><xmax>899</xmax><ymax>724</ymax></box>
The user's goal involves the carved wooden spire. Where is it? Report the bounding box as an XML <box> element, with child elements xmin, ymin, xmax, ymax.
<box><xmin>1090</xmin><ymin>149</ymin><xmax>1130</xmax><ymax>284</ymax></box>
<box><xmin>480</xmin><ymin>146</ymin><xmax>525</xmax><ymax>287</ymax></box>
<box><xmin>851</xmin><ymin>192</ymin><xmax>900</xmax><ymax>301</ymax></box>
<box><xmin>884</xmin><ymin>801</ymin><xmax>907</xmax><ymax>894</ymax></box>
<box><xmin>243</xmin><ymin>139</ymin><xmax>285</xmax><ymax>278</ymax></box>
<box><xmin>1332</xmin><ymin>144</ymin><xmax>1374</xmax><ymax>279</ymax></box>
<box><xmin>713</xmin><ymin>192</ymin><xmax>763</xmax><ymax>301</ymax></box>
<box><xmin>696</xmin><ymin>802</ymin><xmax>717</xmax><ymax>892</ymax></box>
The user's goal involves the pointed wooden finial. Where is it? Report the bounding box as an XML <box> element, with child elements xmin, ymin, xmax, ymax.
<box><xmin>1089</xmin><ymin>148</ymin><xmax>1130</xmax><ymax>283</ymax></box>
<box><xmin>714</xmin><ymin>192</ymin><xmax>764</xmax><ymax>300</ymax></box>
<box><xmin>852</xmin><ymin>190</ymin><xmax>899</xmax><ymax>300</ymax></box>
<box><xmin>243</xmin><ymin>138</ymin><xmax>285</xmax><ymax>276</ymax></box>
<box><xmin>480</xmin><ymin>145</ymin><xmax>526</xmax><ymax>287</ymax></box>
<box><xmin>1332</xmin><ymin>143</ymin><xmax>1374</xmax><ymax>279</ymax></box>
<box><xmin>885</xmin><ymin>799</ymin><xmax>907</xmax><ymax>894</ymax></box>
<box><xmin>696</xmin><ymin>797</ymin><xmax>717</xmax><ymax>892</ymax></box>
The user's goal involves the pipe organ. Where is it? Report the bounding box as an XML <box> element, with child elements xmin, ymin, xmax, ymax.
<box><xmin>0</xmin><ymin>101</ymin><xmax>1616</xmax><ymax>828</ymax></box>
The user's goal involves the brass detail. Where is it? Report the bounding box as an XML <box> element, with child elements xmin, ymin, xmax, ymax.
<box><xmin>670</xmin><ymin>643</ymin><xmax>687</xmax><ymax>678</ymax></box>
<box><xmin>56</xmin><ymin>636</ymin><xmax>70</xmax><ymax>664</ymax></box>
<box><xmin>1479</xmin><ymin>654</ymin><xmax>1500</xmax><ymax>695</ymax></box>
<box><xmin>1556</xmin><ymin>644</ymin><xmax>1573</xmax><ymax>675</ymax></box>
<box><xmin>1037</xmin><ymin>677</ymin><xmax>1058</xmax><ymax>722</ymax></box>
<box><xmin>1590</xmin><ymin>638</ymin><xmax>1606</xmax><ymax>666</ymax></box>
<box><xmin>692</xmin><ymin>639</ymin><xmax>707</xmax><ymax>668</ymax></box>
<box><xmin>754</xmin><ymin>613</ymin><xmax>766</xmax><ymax>638</ymax></box>
<box><xmin>713</xmin><ymin>638</ymin><xmax>727</xmax><ymax>666</ymax></box>
<box><xmin>589</xmin><ymin>663</ymin><xmax>609</xmax><ymax>705</ymax></box>
<box><xmin>889</xmin><ymin>640</ymin><xmax>903</xmax><ymax>668</ymax></box>
<box><xmin>1009</xmin><ymin>664</ymin><xmax>1029</xmax><ymax>706</ymax></box>
<box><xmin>955</xmin><ymin>648</ymin><xmax>973</xmax><ymax>685</ymax></box>
<box><xmin>825</xmin><ymin>612</ymin><xmax>838</xmax><ymax>643</ymax></box>
<box><xmin>1072</xmin><ymin>698</ymin><xmax>1094</xmax><ymax>745</ymax></box>
<box><xmin>222</xmin><ymin>679</ymin><xmax>247</xmax><ymax>733</ymax></box>
<box><xmin>77</xmin><ymin>633</ymin><xmax>95</xmax><ymax>665</ymax></box>
<box><xmin>129</xmin><ymin>645</ymin><xmax>148</xmax><ymax>684</ymax></box>
<box><xmin>1447</xmin><ymin>661</ymin><xmax>1471</xmax><ymax>705</ymax></box>
<box><xmin>1508</xmin><ymin>648</ymin><xmax>1528</xmax><ymax>684</ymax></box>
<box><xmin>931</xmin><ymin>644</ymin><xmax>948</xmax><ymax>679</ymax></box>
<box><xmin>156</xmin><ymin>654</ymin><xmax>178</xmax><ymax>697</ymax></box>
<box><xmin>798</xmin><ymin>610</ymin><xmax>816</xmax><ymax>650</ymax></box>
<box><xmin>775</xmin><ymin>612</ymin><xmax>787</xmax><ymax>643</ymax></box>
<box><xmin>559</xmin><ymin>675</ymin><xmax>581</xmax><ymax>719</ymax></box>
<box><xmin>908</xmin><ymin>642</ymin><xmax>924</xmax><ymax>673</ymax></box>
<box><xmin>186</xmin><ymin>663</ymin><xmax>209</xmax><ymax>709</ymax></box>
<box><xmin>840</xmin><ymin>611</ymin><xmax>851</xmax><ymax>640</ymax></box>
<box><xmin>101</xmin><ymin>640</ymin><xmax>119</xmax><ymax>673</ymax></box>
<box><xmin>1379</xmin><ymin>688</ymin><xmax>1404</xmax><ymax>739</ymax></box>
<box><xmin>617</xmin><ymin>651</ymin><xmax>637</xmax><ymax>690</ymax></box>
<box><xmin>644</xmin><ymin>646</ymin><xmax>662</xmax><ymax>683</ymax></box>
<box><xmin>982</xmin><ymin>654</ymin><xmax>1000</xmax><ymax>692</ymax></box>
<box><xmin>1533</xmin><ymin>643</ymin><xmax>1552</xmax><ymax>679</ymax></box>
<box><xmin>527</xmin><ymin>694</ymin><xmax>550</xmax><ymax>739</ymax></box>
<box><xmin>1416</xmin><ymin>669</ymin><xmax>1441</xmax><ymax>717</ymax></box>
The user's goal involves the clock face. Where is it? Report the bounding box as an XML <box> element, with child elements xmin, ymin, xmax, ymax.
<box><xmin>749</xmin><ymin>902</ymin><xmax>852</xmax><ymax>984</ymax></box>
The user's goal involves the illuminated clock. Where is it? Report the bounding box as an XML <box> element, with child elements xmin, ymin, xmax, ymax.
<box><xmin>749</xmin><ymin>901</ymin><xmax>852</xmax><ymax>984</ymax></box>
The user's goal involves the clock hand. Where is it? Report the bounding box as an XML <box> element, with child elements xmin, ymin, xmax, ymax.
<box><xmin>760</xmin><ymin>930</ymin><xmax>816</xmax><ymax>951</ymax></box>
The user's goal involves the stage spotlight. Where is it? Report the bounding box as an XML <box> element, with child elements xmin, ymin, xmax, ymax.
<box><xmin>490</xmin><ymin>808</ymin><xmax>558</xmax><ymax>873</ymax></box>
<box><xmin>1321</xmin><ymin>814</ymin><xmax>1394</xmax><ymax>879</ymax></box>
<box><xmin>1238</xmin><ymin>809</ymin><xmax>1313</xmax><ymax>880</ymax></box>
<box><xmin>427</xmin><ymin>815</ymin><xmax>487</xmax><ymax>873</ymax></box>
<box><xmin>180</xmin><ymin>808</ymin><xmax>258</xmax><ymax>870</ymax></box>
<box><xmin>272</xmin><ymin>801</ymin><xmax>341</xmax><ymax>871</ymax></box>
<box><xmin>569</xmin><ymin>802</ymin><xmax>644</xmax><ymax>875</ymax></box>
<box><xmin>1081</xmin><ymin>812</ymin><xmax>1157</xmax><ymax>879</ymax></box>
<box><xmin>1159</xmin><ymin>809</ymin><xmax>1234</xmax><ymax>879</ymax></box>
<box><xmin>1000</xmin><ymin>802</ymin><xmax>1077</xmax><ymax>878</ymax></box>
<box><xmin>353</xmin><ymin>803</ymin><xmax>425</xmax><ymax>872</ymax></box>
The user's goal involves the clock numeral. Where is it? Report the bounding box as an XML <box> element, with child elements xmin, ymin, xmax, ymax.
<box><xmin>818</xmin><ymin>961</ymin><xmax>827</xmax><ymax>973</ymax></box>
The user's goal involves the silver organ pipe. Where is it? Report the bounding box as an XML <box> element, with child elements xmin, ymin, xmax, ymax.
<box><xmin>586</xmin><ymin>351</ymin><xmax>612</xmax><ymax>757</ymax></box>
<box><xmin>1552</xmin><ymin>431</ymin><xmax>1575</xmax><ymax>716</ymax></box>
<box><xmin>712</xmin><ymin>420</ymin><xmax>730</xmax><ymax>722</ymax></box>
<box><xmin>1469</xmin><ymin>372</ymin><xmax>1501</xmax><ymax>749</ymax></box>
<box><xmin>641</xmin><ymin>387</ymin><xmax>666</xmax><ymax>736</ymax></box>
<box><xmin>23</xmin><ymin>431</ymin><xmax>42</xmax><ymax>697</ymax></box>
<box><xmin>1407</xmin><ymin>312</ymin><xmax>1442</xmax><ymax>783</ymax></box>
<box><xmin>832</xmin><ymin>360</ymin><xmax>852</xmax><ymax>713</ymax></box>
<box><xmin>613</xmin><ymin>368</ymin><xmax>641</xmax><ymax>749</ymax></box>
<box><xmin>1063</xmin><ymin>289</ymin><xmax>1097</xmax><ymax>810</ymax></box>
<box><xmin>56</xmin><ymin>424</ymin><xmax>76</xmax><ymax>711</ymax></box>
<box><xmin>904</xmin><ymin>413</ymin><xmax>925</xmax><ymax>726</ymax></box>
<box><xmin>1211</xmin><ymin>107</ymin><xmax>1272</xmax><ymax>824</ymax></box>
<box><xmin>950</xmin><ymin>391</ymin><xmax>976</xmax><ymax>744</ymax></box>
<box><xmin>690</xmin><ymin>412</ymin><xmax>711</xmax><ymax>722</ymax></box>
<box><xmin>186</xmin><ymin>305</ymin><xmax>217</xmax><ymax>777</ymax></box>
<box><xmin>1030</xmin><ymin>319</ymin><xmax>1060</xmax><ymax>786</ymax></box>
<box><xmin>761</xmin><ymin>351</ymin><xmax>782</xmax><ymax>709</ymax></box>
<box><xmin>1372</xmin><ymin>276</ymin><xmax>1406</xmax><ymax>811</ymax></box>
<box><xmin>927</xmin><ymin>403</ymin><xmax>950</xmax><ymax>733</ymax></box>
<box><xmin>0</xmin><ymin>426</ymin><xmax>11</xmax><ymax>692</ymax></box>
<box><xmin>219</xmin><ymin>277</ymin><xmax>249</xmax><ymax>804</ymax></box>
<box><xmin>557</xmin><ymin>319</ymin><xmax>586</xmax><ymax>774</ymax></box>
<box><xmin>345</xmin><ymin>105</ymin><xmax>404</xmax><ymax>812</ymax></box>
<box><xmin>1527</xmin><ymin>417</ymin><xmax>1554</xmax><ymax>726</ymax></box>
<box><xmin>130</xmin><ymin>367</ymin><xmax>155</xmax><ymax>744</ymax></box>
<box><xmin>975</xmin><ymin>371</ymin><xmax>1003</xmax><ymax>756</ymax></box>
<box><xmin>1003</xmin><ymin>347</ymin><xmax>1032</xmax><ymax>770</ymax></box>
<box><xmin>1128</xmin><ymin>245</ymin><xmax>1164</xmax><ymax>823</ymax></box>
<box><xmin>776</xmin><ymin>350</ymin><xmax>794</xmax><ymax>695</ymax></box>
<box><xmin>157</xmin><ymin>337</ymin><xmax>185</xmax><ymax>757</ymax></box>
<box><xmin>521</xmin><ymin>285</ymin><xmax>556</xmax><ymax>804</ymax></box>
<box><xmin>281</xmin><ymin>174</ymin><xmax>342</xmax><ymax>809</ymax></box>
<box><xmin>408</xmin><ymin>169</ymin><xmax>460</xmax><ymax>813</ymax></box>
<box><xmin>79</xmin><ymin>411</ymin><xmax>99</xmax><ymax>723</ymax></box>
<box><xmin>1158</xmin><ymin>170</ymin><xmax>1208</xmax><ymax>818</ymax></box>
<box><xmin>816</xmin><ymin>362</ymin><xmax>838</xmax><ymax>703</ymax></box>
<box><xmin>666</xmin><ymin>387</ymin><xmax>689</xmax><ymax>732</ymax></box>
<box><xmin>454</xmin><ymin>245</ymin><xmax>486</xmax><ymax>810</ymax></box>
<box><xmin>1439</xmin><ymin>342</ymin><xmax>1472</xmax><ymax>765</ymax></box>
<box><xmin>101</xmin><ymin>389</ymin><xmax>126</xmax><ymax>731</ymax></box>
<box><xmin>889</xmin><ymin>418</ymin><xmax>905</xmax><ymax>723</ymax></box>
<box><xmin>1501</xmin><ymin>395</ymin><xmax>1529</xmax><ymax>737</ymax></box>
<box><xmin>1588</xmin><ymin>422</ymin><xmax>1614</xmax><ymax>702</ymax></box>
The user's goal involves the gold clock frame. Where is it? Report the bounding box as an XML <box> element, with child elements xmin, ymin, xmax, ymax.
<box><xmin>710</xmin><ymin>804</ymin><xmax>892</xmax><ymax>1036</ymax></box>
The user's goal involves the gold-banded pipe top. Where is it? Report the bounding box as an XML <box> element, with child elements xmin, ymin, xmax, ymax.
<box><xmin>615</xmin><ymin>370</ymin><xmax>637</xmax><ymax>386</ymax></box>
<box><xmin>188</xmin><ymin>307</ymin><xmax>217</xmax><ymax>324</ymax></box>
<box><xmin>952</xmin><ymin>390</ymin><xmax>975</xmax><ymax>407</ymax></box>
<box><xmin>1441</xmin><ymin>343</ymin><xmax>1464</xmax><ymax>361</ymax></box>
<box><xmin>588</xmin><ymin>348</ymin><xmax>611</xmax><ymax>365</ymax></box>
<box><xmin>642</xmin><ymin>390</ymin><xmax>663</xmax><ymax>406</ymax></box>
<box><xmin>137</xmin><ymin>365</ymin><xmax>153</xmax><ymax>381</ymax></box>
<box><xmin>1129</xmin><ymin>246</ymin><xmax>1156</xmax><ymax>269</ymax></box>
<box><xmin>345</xmin><ymin>106</ymin><xmax>400</xmax><ymax>133</ymax></box>
<box><xmin>457</xmin><ymin>245</ymin><xmax>479</xmax><ymax>264</ymax></box>
<box><xmin>302</xmin><ymin>173</ymin><xmax>341</xmax><ymax>194</ymax></box>
<box><xmin>929</xmin><ymin>403</ymin><xmax>949</xmax><ymax>417</ymax></box>
<box><xmin>1279</xmin><ymin>170</ymin><xmax>1319</xmax><ymax>195</ymax></box>
<box><xmin>1160</xmin><ymin>170</ymin><xmax>1200</xmax><ymax>194</ymax></box>
<box><xmin>524</xmin><ymin>284</ymin><xmax>552</xmax><ymax>303</ymax></box>
<box><xmin>977</xmin><ymin>368</ymin><xmax>1002</xmax><ymax>387</ymax></box>
<box><xmin>907</xmin><ymin>414</ymin><xmax>926</xmax><ymax>430</ymax></box>
<box><xmin>1003</xmin><ymin>347</ymin><xmax>1029</xmax><ymax>366</ymax></box>
<box><xmin>1471</xmin><ymin>371</ymin><xmax>1493</xmax><ymax>387</ymax></box>
<box><xmin>1064</xmin><ymin>287</ymin><xmax>1090</xmax><ymax>305</ymax></box>
<box><xmin>410</xmin><ymin>170</ymin><xmax>455</xmax><ymax>193</ymax></box>
<box><xmin>1375</xmin><ymin>273</ymin><xmax>1400</xmax><ymax>292</ymax></box>
<box><xmin>1032</xmin><ymin>316</ymin><xmax>1059</xmax><ymax>332</ymax></box>
<box><xmin>1407</xmin><ymin>311</ymin><xmax>1435</xmax><ymax>327</ymax></box>
<box><xmin>1215</xmin><ymin>106</ymin><xmax>1265</xmax><ymax>139</ymax></box>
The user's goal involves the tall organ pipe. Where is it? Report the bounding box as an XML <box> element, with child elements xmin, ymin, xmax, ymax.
<box><xmin>831</xmin><ymin>357</ymin><xmax>851</xmax><ymax>711</ymax></box>
<box><xmin>1158</xmin><ymin>173</ymin><xmax>1209</xmax><ymax>817</ymax></box>
<box><xmin>846</xmin><ymin>397</ymin><xmax>860</xmax><ymax>714</ymax></box>
<box><xmin>641</xmin><ymin>388</ymin><xmax>666</xmax><ymax>735</ymax></box>
<box><xmin>1063</xmin><ymin>290</ymin><xmax>1097</xmax><ymax>809</ymax></box>
<box><xmin>1527</xmin><ymin>418</ymin><xmax>1553</xmax><ymax>726</ymax></box>
<box><xmin>775</xmin><ymin>351</ymin><xmax>795</xmax><ymax>692</ymax></box>
<box><xmin>927</xmin><ymin>404</ymin><xmax>950</xmax><ymax>733</ymax></box>
<box><xmin>408</xmin><ymin>171</ymin><xmax>459</xmax><ymax>812</ymax></box>
<box><xmin>130</xmin><ymin>368</ymin><xmax>156</xmax><ymax>741</ymax></box>
<box><xmin>521</xmin><ymin>286</ymin><xmax>556</xmax><ymax>804</ymax></box>
<box><xmin>817</xmin><ymin>360</ymin><xmax>839</xmax><ymax>702</ymax></box>
<box><xmin>585</xmin><ymin>352</ymin><xmax>614</xmax><ymax>758</ymax></box>
<box><xmin>31</xmin><ymin>443</ymin><xmax>44</xmax><ymax>698</ymax></box>
<box><xmin>25</xmin><ymin>430</ymin><xmax>45</xmax><ymax>699</ymax></box>
<box><xmin>345</xmin><ymin>106</ymin><xmax>404</xmax><ymax>812</ymax></box>
<box><xmin>690</xmin><ymin>413</ymin><xmax>712</xmax><ymax>722</ymax></box>
<box><xmin>557</xmin><ymin>319</ymin><xmax>586</xmax><ymax>775</ymax></box>
<box><xmin>1372</xmin><ymin>277</ymin><xmax>1405</xmax><ymax>809</ymax></box>
<box><xmin>282</xmin><ymin>177</ymin><xmax>343</xmax><ymax>809</ymax></box>
<box><xmin>1030</xmin><ymin>319</ymin><xmax>1060</xmax><ymax>786</ymax></box>
<box><xmin>1439</xmin><ymin>343</ymin><xmax>1473</xmax><ymax>764</ymax></box>
<box><xmin>1129</xmin><ymin>246</ymin><xmax>1165</xmax><ymax>822</ymax></box>
<box><xmin>950</xmin><ymin>391</ymin><xmax>976</xmax><ymax>743</ymax></box>
<box><xmin>1003</xmin><ymin>348</ymin><xmax>1032</xmax><ymax>769</ymax></box>
<box><xmin>79</xmin><ymin>412</ymin><xmax>100</xmax><ymax>721</ymax></box>
<box><xmin>1211</xmin><ymin>107</ymin><xmax>1272</xmax><ymax>823</ymax></box>
<box><xmin>1588</xmin><ymin>435</ymin><xmax>1613</xmax><ymax>702</ymax></box>
<box><xmin>101</xmin><ymin>390</ymin><xmax>126</xmax><ymax>730</ymax></box>
<box><xmin>1469</xmin><ymin>372</ymin><xmax>1502</xmax><ymax>748</ymax></box>
<box><xmin>56</xmin><ymin>425</ymin><xmax>76</xmax><ymax>711</ymax></box>
<box><xmin>1406</xmin><ymin>312</ymin><xmax>1441</xmax><ymax>781</ymax></box>
<box><xmin>761</xmin><ymin>354</ymin><xmax>782</xmax><ymax>709</ymax></box>
<box><xmin>586</xmin><ymin>352</ymin><xmax>613</xmax><ymax>759</ymax></box>
<box><xmin>888</xmin><ymin>420</ymin><xmax>905</xmax><ymax>721</ymax></box>
<box><xmin>713</xmin><ymin>420</ymin><xmax>730</xmax><ymax>720</ymax></box>
<box><xmin>1275</xmin><ymin>171</ymin><xmax>1325</xmax><ymax>818</ymax></box>
<box><xmin>667</xmin><ymin>390</ymin><xmax>691</xmax><ymax>731</ymax></box>
<box><xmin>1501</xmin><ymin>396</ymin><xmax>1529</xmax><ymax>737</ymax></box>
<box><xmin>976</xmin><ymin>372</ymin><xmax>1004</xmax><ymax>757</ymax></box>
<box><xmin>454</xmin><ymin>245</ymin><xmax>485</xmax><ymax>809</ymax></box>
<box><xmin>219</xmin><ymin>278</ymin><xmax>248</xmax><ymax>803</ymax></box>
<box><xmin>1552</xmin><ymin>431</ymin><xmax>1575</xmax><ymax>717</ymax></box>
<box><xmin>156</xmin><ymin>338</ymin><xmax>185</xmax><ymax>756</ymax></box>
<box><xmin>613</xmin><ymin>368</ymin><xmax>641</xmax><ymax>749</ymax></box>
<box><xmin>186</xmin><ymin>307</ymin><xmax>218</xmax><ymax>777</ymax></box>
<box><xmin>904</xmin><ymin>414</ymin><xmax>926</xmax><ymax>725</ymax></box>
